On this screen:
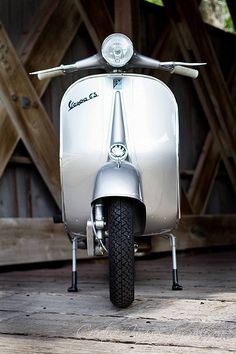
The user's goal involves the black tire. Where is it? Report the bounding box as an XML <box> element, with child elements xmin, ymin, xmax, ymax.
<box><xmin>107</xmin><ymin>198</ymin><xmax>135</xmax><ymax>308</ymax></box>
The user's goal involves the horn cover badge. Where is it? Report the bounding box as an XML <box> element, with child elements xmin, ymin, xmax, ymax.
<box><xmin>109</xmin><ymin>143</ymin><xmax>128</xmax><ymax>161</ymax></box>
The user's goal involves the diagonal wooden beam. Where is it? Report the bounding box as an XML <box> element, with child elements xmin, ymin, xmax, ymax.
<box><xmin>0</xmin><ymin>1</ymin><xmax>57</xmax><ymax>179</ymax></box>
<box><xmin>0</xmin><ymin>1</ymin><xmax>63</xmax><ymax>180</ymax></box>
<box><xmin>189</xmin><ymin>0</ymin><xmax>236</xmax><ymax>213</ymax></box>
<box><xmin>180</xmin><ymin>187</ymin><xmax>193</xmax><ymax>214</ymax></box>
<box><xmin>0</xmin><ymin>109</ymin><xmax>19</xmax><ymax>178</ymax></box>
<box><xmin>163</xmin><ymin>0</ymin><xmax>236</xmax><ymax>196</ymax></box>
<box><xmin>24</xmin><ymin>0</ymin><xmax>82</xmax><ymax>96</ymax></box>
<box><xmin>17</xmin><ymin>0</ymin><xmax>60</xmax><ymax>66</ymax></box>
<box><xmin>188</xmin><ymin>58</ymin><xmax>236</xmax><ymax>214</ymax></box>
<box><xmin>145</xmin><ymin>7</ymin><xmax>235</xmax><ymax>214</ymax></box>
<box><xmin>187</xmin><ymin>132</ymin><xmax>220</xmax><ymax>214</ymax></box>
<box><xmin>144</xmin><ymin>24</ymin><xmax>180</xmax><ymax>82</ymax></box>
<box><xmin>75</xmin><ymin>0</ymin><xmax>113</xmax><ymax>50</ymax></box>
<box><xmin>0</xmin><ymin>0</ymin><xmax>81</xmax><ymax>187</ymax></box>
<box><xmin>162</xmin><ymin>0</ymin><xmax>236</xmax><ymax>212</ymax></box>
<box><xmin>0</xmin><ymin>24</ymin><xmax>61</xmax><ymax>206</ymax></box>
<box><xmin>149</xmin><ymin>18</ymin><xmax>236</xmax><ymax>215</ymax></box>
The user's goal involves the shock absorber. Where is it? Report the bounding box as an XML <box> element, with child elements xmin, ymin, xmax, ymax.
<box><xmin>94</xmin><ymin>204</ymin><xmax>107</xmax><ymax>255</ymax></box>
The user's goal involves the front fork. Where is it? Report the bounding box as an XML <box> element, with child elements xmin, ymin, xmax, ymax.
<box><xmin>67</xmin><ymin>204</ymin><xmax>183</xmax><ymax>292</ymax></box>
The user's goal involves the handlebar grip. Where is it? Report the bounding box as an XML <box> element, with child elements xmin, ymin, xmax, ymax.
<box><xmin>37</xmin><ymin>69</ymin><xmax>65</xmax><ymax>80</ymax></box>
<box><xmin>171</xmin><ymin>65</ymin><xmax>199</xmax><ymax>79</ymax></box>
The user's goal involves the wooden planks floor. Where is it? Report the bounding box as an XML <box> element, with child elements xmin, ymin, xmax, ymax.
<box><xmin>0</xmin><ymin>249</ymin><xmax>235</xmax><ymax>353</ymax></box>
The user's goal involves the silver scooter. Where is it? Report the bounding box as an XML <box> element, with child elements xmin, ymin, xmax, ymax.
<box><xmin>31</xmin><ymin>33</ymin><xmax>205</xmax><ymax>308</ymax></box>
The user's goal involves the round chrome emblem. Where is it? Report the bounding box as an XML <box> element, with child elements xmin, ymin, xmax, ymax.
<box><xmin>109</xmin><ymin>143</ymin><xmax>128</xmax><ymax>161</ymax></box>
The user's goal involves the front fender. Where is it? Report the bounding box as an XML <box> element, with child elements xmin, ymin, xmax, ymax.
<box><xmin>92</xmin><ymin>161</ymin><xmax>143</xmax><ymax>203</ymax></box>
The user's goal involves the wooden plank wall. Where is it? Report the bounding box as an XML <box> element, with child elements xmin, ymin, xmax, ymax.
<box><xmin>0</xmin><ymin>0</ymin><xmax>235</xmax><ymax>217</ymax></box>
<box><xmin>0</xmin><ymin>0</ymin><xmax>235</xmax><ymax>265</ymax></box>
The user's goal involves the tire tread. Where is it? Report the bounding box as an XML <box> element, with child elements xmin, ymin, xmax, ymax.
<box><xmin>108</xmin><ymin>198</ymin><xmax>135</xmax><ymax>308</ymax></box>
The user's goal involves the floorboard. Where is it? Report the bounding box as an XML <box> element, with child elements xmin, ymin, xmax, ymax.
<box><xmin>0</xmin><ymin>250</ymin><xmax>235</xmax><ymax>353</ymax></box>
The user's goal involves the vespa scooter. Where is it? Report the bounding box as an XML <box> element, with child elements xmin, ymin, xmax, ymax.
<box><xmin>31</xmin><ymin>33</ymin><xmax>205</xmax><ymax>308</ymax></box>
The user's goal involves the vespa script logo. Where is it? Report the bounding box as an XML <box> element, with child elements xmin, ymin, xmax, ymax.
<box><xmin>68</xmin><ymin>92</ymin><xmax>98</xmax><ymax>111</ymax></box>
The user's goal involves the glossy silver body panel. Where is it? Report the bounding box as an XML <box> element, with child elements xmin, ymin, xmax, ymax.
<box><xmin>60</xmin><ymin>73</ymin><xmax>180</xmax><ymax>235</ymax></box>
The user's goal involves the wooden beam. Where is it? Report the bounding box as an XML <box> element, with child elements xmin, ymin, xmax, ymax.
<box><xmin>0</xmin><ymin>24</ymin><xmax>60</xmax><ymax>206</ymax></box>
<box><xmin>0</xmin><ymin>0</ymin><xmax>81</xmax><ymax>181</ymax></box>
<box><xmin>151</xmin><ymin>214</ymin><xmax>236</xmax><ymax>253</ymax></box>
<box><xmin>181</xmin><ymin>186</ymin><xmax>193</xmax><ymax>214</ymax></box>
<box><xmin>0</xmin><ymin>1</ymin><xmax>59</xmax><ymax>179</ymax></box>
<box><xmin>144</xmin><ymin>24</ymin><xmax>179</xmax><ymax>82</ymax></box>
<box><xmin>17</xmin><ymin>0</ymin><xmax>60</xmax><ymax>66</ymax></box>
<box><xmin>187</xmin><ymin>132</ymin><xmax>220</xmax><ymax>214</ymax></box>
<box><xmin>0</xmin><ymin>114</ymin><xmax>19</xmax><ymax>178</ymax></box>
<box><xmin>75</xmin><ymin>0</ymin><xmax>113</xmax><ymax>50</ymax></box>
<box><xmin>24</xmin><ymin>0</ymin><xmax>82</xmax><ymax>95</ymax></box>
<box><xmin>0</xmin><ymin>215</ymin><xmax>235</xmax><ymax>265</ymax></box>
<box><xmin>187</xmin><ymin>59</ymin><xmax>236</xmax><ymax>214</ymax></box>
<box><xmin>163</xmin><ymin>0</ymin><xmax>236</xmax><ymax>196</ymax></box>
<box><xmin>143</xmin><ymin>17</ymin><xmax>235</xmax><ymax>214</ymax></box>
<box><xmin>9</xmin><ymin>156</ymin><xmax>32</xmax><ymax>165</ymax></box>
<box><xmin>114</xmin><ymin>0</ymin><xmax>141</xmax><ymax>51</ymax></box>
<box><xmin>0</xmin><ymin>218</ymin><xmax>87</xmax><ymax>266</ymax></box>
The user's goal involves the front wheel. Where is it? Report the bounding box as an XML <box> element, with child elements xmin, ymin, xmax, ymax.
<box><xmin>107</xmin><ymin>198</ymin><xmax>135</xmax><ymax>308</ymax></box>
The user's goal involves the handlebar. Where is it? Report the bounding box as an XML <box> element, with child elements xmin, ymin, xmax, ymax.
<box><xmin>37</xmin><ymin>69</ymin><xmax>65</xmax><ymax>80</ymax></box>
<box><xmin>171</xmin><ymin>65</ymin><xmax>199</xmax><ymax>79</ymax></box>
<box><xmin>30</xmin><ymin>52</ymin><xmax>206</xmax><ymax>80</ymax></box>
<box><xmin>30</xmin><ymin>54</ymin><xmax>104</xmax><ymax>80</ymax></box>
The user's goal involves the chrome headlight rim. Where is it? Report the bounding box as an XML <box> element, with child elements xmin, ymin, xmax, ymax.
<box><xmin>101</xmin><ymin>33</ymin><xmax>134</xmax><ymax>68</ymax></box>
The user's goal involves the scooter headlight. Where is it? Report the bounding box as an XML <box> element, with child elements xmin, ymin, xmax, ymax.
<box><xmin>101</xmin><ymin>33</ymin><xmax>134</xmax><ymax>68</ymax></box>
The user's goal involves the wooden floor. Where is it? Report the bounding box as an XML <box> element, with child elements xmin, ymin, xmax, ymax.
<box><xmin>0</xmin><ymin>249</ymin><xmax>235</xmax><ymax>353</ymax></box>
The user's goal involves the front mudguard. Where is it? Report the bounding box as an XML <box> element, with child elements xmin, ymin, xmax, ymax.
<box><xmin>92</xmin><ymin>161</ymin><xmax>146</xmax><ymax>234</ymax></box>
<box><xmin>93</xmin><ymin>161</ymin><xmax>143</xmax><ymax>202</ymax></box>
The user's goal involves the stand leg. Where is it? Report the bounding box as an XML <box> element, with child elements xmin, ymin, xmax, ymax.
<box><xmin>68</xmin><ymin>236</ymin><xmax>78</xmax><ymax>292</ymax></box>
<box><xmin>168</xmin><ymin>234</ymin><xmax>183</xmax><ymax>291</ymax></box>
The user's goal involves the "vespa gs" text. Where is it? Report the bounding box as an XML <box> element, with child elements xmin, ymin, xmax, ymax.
<box><xmin>68</xmin><ymin>92</ymin><xmax>99</xmax><ymax>111</ymax></box>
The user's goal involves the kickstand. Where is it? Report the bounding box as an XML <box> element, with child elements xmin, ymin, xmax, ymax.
<box><xmin>167</xmin><ymin>233</ymin><xmax>183</xmax><ymax>290</ymax></box>
<box><xmin>68</xmin><ymin>236</ymin><xmax>78</xmax><ymax>292</ymax></box>
<box><xmin>158</xmin><ymin>233</ymin><xmax>183</xmax><ymax>291</ymax></box>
